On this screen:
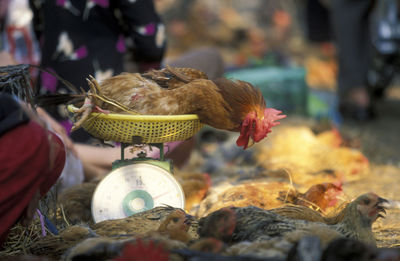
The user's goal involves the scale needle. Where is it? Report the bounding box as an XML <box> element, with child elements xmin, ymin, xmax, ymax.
<box><xmin>153</xmin><ymin>191</ymin><xmax>170</xmax><ymax>200</ymax></box>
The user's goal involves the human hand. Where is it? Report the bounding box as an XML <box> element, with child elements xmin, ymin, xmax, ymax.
<box><xmin>21</xmin><ymin>190</ymin><xmax>40</xmax><ymax>227</ymax></box>
<box><xmin>36</xmin><ymin>107</ymin><xmax>77</xmax><ymax>157</ymax></box>
<box><xmin>0</xmin><ymin>51</ymin><xmax>17</xmax><ymax>66</ymax></box>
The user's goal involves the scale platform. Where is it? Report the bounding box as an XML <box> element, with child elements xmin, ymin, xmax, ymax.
<box><xmin>67</xmin><ymin>105</ymin><xmax>204</xmax><ymax>223</ymax></box>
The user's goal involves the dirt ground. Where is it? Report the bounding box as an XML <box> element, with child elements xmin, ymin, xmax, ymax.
<box><xmin>329</xmin><ymin>87</ymin><xmax>400</xmax><ymax>248</ymax></box>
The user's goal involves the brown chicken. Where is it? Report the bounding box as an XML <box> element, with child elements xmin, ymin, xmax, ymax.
<box><xmin>197</xmin><ymin>181</ymin><xmax>342</xmax><ymax>217</ymax></box>
<box><xmin>64</xmin><ymin>66</ymin><xmax>285</xmax><ymax>149</ymax></box>
<box><xmin>197</xmin><ymin>181</ymin><xmax>293</xmax><ymax>217</ymax></box>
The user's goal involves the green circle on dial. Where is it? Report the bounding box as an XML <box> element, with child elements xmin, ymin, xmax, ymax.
<box><xmin>122</xmin><ymin>190</ymin><xmax>154</xmax><ymax>216</ymax></box>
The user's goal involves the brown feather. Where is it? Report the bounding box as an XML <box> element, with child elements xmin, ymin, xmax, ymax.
<box><xmin>213</xmin><ymin>78</ymin><xmax>266</xmax><ymax>127</ymax></box>
<box><xmin>72</xmin><ymin>68</ymin><xmax>271</xmax><ymax>133</ymax></box>
<box><xmin>142</xmin><ymin>66</ymin><xmax>208</xmax><ymax>89</ymax></box>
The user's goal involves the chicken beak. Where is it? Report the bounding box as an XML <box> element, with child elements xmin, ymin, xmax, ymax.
<box><xmin>376</xmin><ymin>197</ymin><xmax>389</xmax><ymax>219</ymax></box>
<box><xmin>378</xmin><ymin>197</ymin><xmax>389</xmax><ymax>204</ymax></box>
<box><xmin>246</xmin><ymin>137</ymin><xmax>255</xmax><ymax>149</ymax></box>
<box><xmin>184</xmin><ymin>214</ymin><xmax>195</xmax><ymax>225</ymax></box>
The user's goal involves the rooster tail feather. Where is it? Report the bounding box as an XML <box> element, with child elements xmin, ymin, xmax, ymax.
<box><xmin>29</xmin><ymin>64</ymin><xmax>81</xmax><ymax>94</ymax></box>
<box><xmin>34</xmin><ymin>93</ymin><xmax>85</xmax><ymax>107</ymax></box>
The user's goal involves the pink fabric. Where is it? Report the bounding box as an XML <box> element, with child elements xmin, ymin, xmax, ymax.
<box><xmin>145</xmin><ymin>141</ymin><xmax>183</xmax><ymax>159</ymax></box>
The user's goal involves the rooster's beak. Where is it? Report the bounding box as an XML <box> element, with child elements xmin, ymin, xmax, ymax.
<box><xmin>246</xmin><ymin>137</ymin><xmax>255</xmax><ymax>149</ymax></box>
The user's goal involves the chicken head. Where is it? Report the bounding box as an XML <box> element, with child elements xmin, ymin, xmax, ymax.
<box><xmin>355</xmin><ymin>193</ymin><xmax>388</xmax><ymax>224</ymax></box>
<box><xmin>236</xmin><ymin>108</ymin><xmax>286</xmax><ymax>149</ymax></box>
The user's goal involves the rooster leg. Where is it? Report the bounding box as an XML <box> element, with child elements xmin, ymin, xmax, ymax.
<box><xmin>71</xmin><ymin>96</ymin><xmax>93</xmax><ymax>113</ymax></box>
<box><xmin>87</xmin><ymin>75</ymin><xmax>103</xmax><ymax>95</ymax></box>
<box><xmin>71</xmin><ymin>105</ymin><xmax>92</xmax><ymax>131</ymax></box>
<box><xmin>70</xmin><ymin>96</ymin><xmax>94</xmax><ymax>131</ymax></box>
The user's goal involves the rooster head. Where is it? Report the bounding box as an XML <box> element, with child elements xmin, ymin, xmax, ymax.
<box><xmin>236</xmin><ymin>108</ymin><xmax>286</xmax><ymax>149</ymax></box>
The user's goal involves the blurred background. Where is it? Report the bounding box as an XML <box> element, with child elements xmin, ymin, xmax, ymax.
<box><xmin>1</xmin><ymin>0</ymin><xmax>400</xmax><ymax>169</ymax></box>
<box><xmin>2</xmin><ymin>0</ymin><xmax>400</xmax><ymax>165</ymax></box>
<box><xmin>2</xmin><ymin>0</ymin><xmax>400</xmax><ymax>255</ymax></box>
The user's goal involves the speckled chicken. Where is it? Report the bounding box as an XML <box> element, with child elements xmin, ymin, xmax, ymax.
<box><xmin>91</xmin><ymin>206</ymin><xmax>199</xmax><ymax>240</ymax></box>
<box><xmin>269</xmin><ymin>204</ymin><xmax>344</xmax><ymax>225</ymax></box>
<box><xmin>199</xmin><ymin>193</ymin><xmax>388</xmax><ymax>246</ymax></box>
<box><xmin>62</xmin><ymin>210</ymin><xmax>195</xmax><ymax>261</ymax></box>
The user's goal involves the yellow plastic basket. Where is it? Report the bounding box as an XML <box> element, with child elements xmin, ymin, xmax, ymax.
<box><xmin>67</xmin><ymin>105</ymin><xmax>204</xmax><ymax>143</ymax></box>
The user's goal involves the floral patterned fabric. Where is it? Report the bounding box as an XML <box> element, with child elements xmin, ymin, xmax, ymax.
<box><xmin>29</xmin><ymin>0</ymin><xmax>166</xmax><ymax>142</ymax></box>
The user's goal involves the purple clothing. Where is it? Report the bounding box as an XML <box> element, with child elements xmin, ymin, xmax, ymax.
<box><xmin>30</xmin><ymin>0</ymin><xmax>166</xmax><ymax>142</ymax></box>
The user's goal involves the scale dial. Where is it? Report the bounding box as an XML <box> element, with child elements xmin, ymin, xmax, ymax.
<box><xmin>91</xmin><ymin>163</ymin><xmax>185</xmax><ymax>223</ymax></box>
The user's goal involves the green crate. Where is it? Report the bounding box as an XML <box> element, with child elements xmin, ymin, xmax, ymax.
<box><xmin>224</xmin><ymin>66</ymin><xmax>308</xmax><ymax>115</ymax></box>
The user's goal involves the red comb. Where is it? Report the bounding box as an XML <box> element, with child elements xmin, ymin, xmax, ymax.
<box><xmin>202</xmin><ymin>173</ymin><xmax>212</xmax><ymax>188</ymax></box>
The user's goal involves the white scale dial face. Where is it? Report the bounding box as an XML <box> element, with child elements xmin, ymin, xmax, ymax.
<box><xmin>91</xmin><ymin>163</ymin><xmax>185</xmax><ymax>223</ymax></box>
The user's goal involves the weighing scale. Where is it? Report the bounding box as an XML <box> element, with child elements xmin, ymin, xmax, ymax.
<box><xmin>68</xmin><ymin>105</ymin><xmax>204</xmax><ymax>223</ymax></box>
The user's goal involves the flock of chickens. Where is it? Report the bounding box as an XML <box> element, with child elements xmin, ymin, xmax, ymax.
<box><xmin>6</xmin><ymin>67</ymin><xmax>398</xmax><ymax>260</ymax></box>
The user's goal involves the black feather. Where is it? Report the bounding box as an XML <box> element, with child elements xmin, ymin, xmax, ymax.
<box><xmin>34</xmin><ymin>93</ymin><xmax>85</xmax><ymax>107</ymax></box>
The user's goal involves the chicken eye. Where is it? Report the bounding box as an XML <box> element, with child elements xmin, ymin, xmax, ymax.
<box><xmin>172</xmin><ymin>217</ymin><xmax>179</xmax><ymax>223</ymax></box>
<box><xmin>363</xmin><ymin>198</ymin><xmax>371</xmax><ymax>205</ymax></box>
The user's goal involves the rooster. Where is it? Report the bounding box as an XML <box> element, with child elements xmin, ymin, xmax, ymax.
<box><xmin>39</xmin><ymin>66</ymin><xmax>285</xmax><ymax>149</ymax></box>
<box><xmin>199</xmin><ymin>193</ymin><xmax>388</xmax><ymax>246</ymax></box>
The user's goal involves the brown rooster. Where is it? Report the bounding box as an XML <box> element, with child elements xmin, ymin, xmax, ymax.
<box><xmin>55</xmin><ymin>66</ymin><xmax>285</xmax><ymax>149</ymax></box>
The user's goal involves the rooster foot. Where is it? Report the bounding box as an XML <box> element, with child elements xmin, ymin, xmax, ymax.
<box><xmin>87</xmin><ymin>75</ymin><xmax>102</xmax><ymax>95</ymax></box>
<box><xmin>71</xmin><ymin>97</ymin><xmax>94</xmax><ymax>131</ymax></box>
